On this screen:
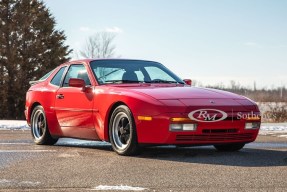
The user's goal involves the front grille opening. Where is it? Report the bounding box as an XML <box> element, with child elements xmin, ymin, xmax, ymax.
<box><xmin>202</xmin><ymin>129</ymin><xmax>238</xmax><ymax>134</ymax></box>
<box><xmin>176</xmin><ymin>133</ymin><xmax>254</xmax><ymax>142</ymax></box>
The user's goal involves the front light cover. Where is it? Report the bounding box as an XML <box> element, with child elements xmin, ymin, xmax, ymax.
<box><xmin>169</xmin><ymin>123</ymin><xmax>197</xmax><ymax>131</ymax></box>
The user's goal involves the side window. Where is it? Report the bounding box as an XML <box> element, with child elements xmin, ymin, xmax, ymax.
<box><xmin>50</xmin><ymin>66</ymin><xmax>67</xmax><ymax>86</ymax></box>
<box><xmin>39</xmin><ymin>69</ymin><xmax>55</xmax><ymax>81</ymax></box>
<box><xmin>63</xmin><ymin>64</ymin><xmax>91</xmax><ymax>87</ymax></box>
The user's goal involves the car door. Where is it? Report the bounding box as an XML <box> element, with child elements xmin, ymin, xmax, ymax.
<box><xmin>54</xmin><ymin>64</ymin><xmax>94</xmax><ymax>129</ymax></box>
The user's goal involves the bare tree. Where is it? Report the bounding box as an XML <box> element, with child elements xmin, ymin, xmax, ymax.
<box><xmin>79</xmin><ymin>32</ymin><xmax>116</xmax><ymax>58</ymax></box>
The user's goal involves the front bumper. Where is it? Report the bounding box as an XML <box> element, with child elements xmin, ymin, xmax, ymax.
<box><xmin>135</xmin><ymin>113</ymin><xmax>260</xmax><ymax>145</ymax></box>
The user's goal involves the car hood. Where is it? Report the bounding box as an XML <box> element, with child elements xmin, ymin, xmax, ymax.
<box><xmin>124</xmin><ymin>86</ymin><xmax>257</xmax><ymax>111</ymax></box>
<box><xmin>128</xmin><ymin>86</ymin><xmax>244</xmax><ymax>100</ymax></box>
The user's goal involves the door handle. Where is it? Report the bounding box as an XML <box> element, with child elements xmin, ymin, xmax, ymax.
<box><xmin>56</xmin><ymin>94</ymin><xmax>64</xmax><ymax>99</ymax></box>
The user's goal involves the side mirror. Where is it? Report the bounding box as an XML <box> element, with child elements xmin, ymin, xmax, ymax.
<box><xmin>183</xmin><ymin>79</ymin><xmax>192</xmax><ymax>86</ymax></box>
<box><xmin>69</xmin><ymin>78</ymin><xmax>86</xmax><ymax>88</ymax></box>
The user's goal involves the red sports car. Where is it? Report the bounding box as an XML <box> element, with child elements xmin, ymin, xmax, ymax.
<box><xmin>25</xmin><ymin>59</ymin><xmax>261</xmax><ymax>155</ymax></box>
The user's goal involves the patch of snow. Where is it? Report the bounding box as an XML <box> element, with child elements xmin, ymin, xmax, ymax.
<box><xmin>58</xmin><ymin>152</ymin><xmax>81</xmax><ymax>158</ymax></box>
<box><xmin>18</xmin><ymin>181</ymin><xmax>40</xmax><ymax>186</ymax></box>
<box><xmin>0</xmin><ymin>179</ymin><xmax>11</xmax><ymax>184</ymax></box>
<box><xmin>260</xmin><ymin>123</ymin><xmax>287</xmax><ymax>132</ymax></box>
<box><xmin>0</xmin><ymin>179</ymin><xmax>40</xmax><ymax>186</ymax></box>
<box><xmin>0</xmin><ymin>120</ymin><xmax>29</xmax><ymax>130</ymax></box>
<box><xmin>259</xmin><ymin>123</ymin><xmax>287</xmax><ymax>138</ymax></box>
<box><xmin>92</xmin><ymin>185</ymin><xmax>147</xmax><ymax>191</ymax></box>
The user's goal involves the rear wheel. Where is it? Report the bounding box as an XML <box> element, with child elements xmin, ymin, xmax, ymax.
<box><xmin>31</xmin><ymin>106</ymin><xmax>58</xmax><ymax>145</ymax></box>
<box><xmin>214</xmin><ymin>143</ymin><xmax>245</xmax><ymax>152</ymax></box>
<box><xmin>109</xmin><ymin>105</ymin><xmax>139</xmax><ymax>156</ymax></box>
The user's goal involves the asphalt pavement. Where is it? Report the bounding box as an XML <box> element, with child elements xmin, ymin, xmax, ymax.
<box><xmin>0</xmin><ymin>130</ymin><xmax>286</xmax><ymax>191</ymax></box>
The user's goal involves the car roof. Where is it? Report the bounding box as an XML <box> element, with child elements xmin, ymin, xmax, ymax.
<box><xmin>60</xmin><ymin>58</ymin><xmax>158</xmax><ymax>67</ymax></box>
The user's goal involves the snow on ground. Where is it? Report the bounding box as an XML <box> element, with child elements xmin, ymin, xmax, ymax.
<box><xmin>259</xmin><ymin>123</ymin><xmax>287</xmax><ymax>138</ymax></box>
<box><xmin>260</xmin><ymin>123</ymin><xmax>287</xmax><ymax>131</ymax></box>
<box><xmin>92</xmin><ymin>185</ymin><xmax>147</xmax><ymax>191</ymax></box>
<box><xmin>0</xmin><ymin>120</ymin><xmax>30</xmax><ymax>130</ymax></box>
<box><xmin>0</xmin><ymin>120</ymin><xmax>287</xmax><ymax>138</ymax></box>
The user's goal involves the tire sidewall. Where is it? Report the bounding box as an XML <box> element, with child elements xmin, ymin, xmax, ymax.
<box><xmin>109</xmin><ymin>105</ymin><xmax>138</xmax><ymax>155</ymax></box>
<box><xmin>31</xmin><ymin>105</ymin><xmax>48</xmax><ymax>144</ymax></box>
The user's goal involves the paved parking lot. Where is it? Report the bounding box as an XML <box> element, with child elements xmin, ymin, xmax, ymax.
<box><xmin>0</xmin><ymin>130</ymin><xmax>286</xmax><ymax>191</ymax></box>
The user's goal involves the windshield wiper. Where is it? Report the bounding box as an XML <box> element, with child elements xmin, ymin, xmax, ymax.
<box><xmin>104</xmin><ymin>80</ymin><xmax>146</xmax><ymax>84</ymax></box>
<box><xmin>148</xmin><ymin>79</ymin><xmax>184</xmax><ymax>84</ymax></box>
<box><xmin>98</xmin><ymin>69</ymin><xmax>123</xmax><ymax>80</ymax></box>
<box><xmin>104</xmin><ymin>80</ymin><xmax>123</xmax><ymax>84</ymax></box>
<box><xmin>104</xmin><ymin>79</ymin><xmax>184</xmax><ymax>84</ymax></box>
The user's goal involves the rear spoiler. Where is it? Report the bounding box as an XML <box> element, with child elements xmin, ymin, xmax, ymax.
<box><xmin>29</xmin><ymin>80</ymin><xmax>41</xmax><ymax>85</ymax></box>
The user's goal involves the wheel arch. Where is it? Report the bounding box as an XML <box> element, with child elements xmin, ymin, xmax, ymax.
<box><xmin>104</xmin><ymin>101</ymin><xmax>129</xmax><ymax>142</ymax></box>
<box><xmin>28</xmin><ymin>102</ymin><xmax>42</xmax><ymax>123</ymax></box>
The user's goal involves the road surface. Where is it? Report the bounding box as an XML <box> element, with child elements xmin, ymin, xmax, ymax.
<box><xmin>0</xmin><ymin>130</ymin><xmax>286</xmax><ymax>191</ymax></box>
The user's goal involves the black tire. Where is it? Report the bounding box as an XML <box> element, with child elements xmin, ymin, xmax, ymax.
<box><xmin>214</xmin><ymin>143</ymin><xmax>245</xmax><ymax>152</ymax></box>
<box><xmin>109</xmin><ymin>105</ymin><xmax>139</xmax><ymax>156</ymax></box>
<box><xmin>30</xmin><ymin>105</ymin><xmax>58</xmax><ymax>145</ymax></box>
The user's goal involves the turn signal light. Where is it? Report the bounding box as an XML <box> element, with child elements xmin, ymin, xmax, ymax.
<box><xmin>138</xmin><ymin>116</ymin><xmax>152</xmax><ymax>121</ymax></box>
<box><xmin>246</xmin><ymin>116</ymin><xmax>261</xmax><ymax>121</ymax></box>
<box><xmin>170</xmin><ymin>117</ymin><xmax>191</xmax><ymax>122</ymax></box>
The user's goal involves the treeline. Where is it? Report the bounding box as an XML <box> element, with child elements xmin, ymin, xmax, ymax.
<box><xmin>201</xmin><ymin>81</ymin><xmax>287</xmax><ymax>122</ymax></box>
<box><xmin>201</xmin><ymin>82</ymin><xmax>287</xmax><ymax>102</ymax></box>
<box><xmin>0</xmin><ymin>0</ymin><xmax>71</xmax><ymax>120</ymax></box>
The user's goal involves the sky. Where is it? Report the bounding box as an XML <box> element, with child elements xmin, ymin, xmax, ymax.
<box><xmin>43</xmin><ymin>0</ymin><xmax>287</xmax><ymax>89</ymax></box>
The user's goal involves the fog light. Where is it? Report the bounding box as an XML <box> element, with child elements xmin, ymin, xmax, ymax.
<box><xmin>169</xmin><ymin>124</ymin><xmax>197</xmax><ymax>131</ymax></box>
<box><xmin>169</xmin><ymin>124</ymin><xmax>182</xmax><ymax>131</ymax></box>
<box><xmin>245</xmin><ymin>122</ymin><xmax>260</xmax><ymax>129</ymax></box>
<box><xmin>183</xmin><ymin>124</ymin><xmax>197</xmax><ymax>131</ymax></box>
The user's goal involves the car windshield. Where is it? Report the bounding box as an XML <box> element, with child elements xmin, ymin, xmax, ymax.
<box><xmin>90</xmin><ymin>60</ymin><xmax>184</xmax><ymax>85</ymax></box>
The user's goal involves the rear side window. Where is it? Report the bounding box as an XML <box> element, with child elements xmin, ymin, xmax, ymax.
<box><xmin>50</xmin><ymin>66</ymin><xmax>67</xmax><ymax>86</ymax></box>
<box><xmin>39</xmin><ymin>69</ymin><xmax>55</xmax><ymax>81</ymax></box>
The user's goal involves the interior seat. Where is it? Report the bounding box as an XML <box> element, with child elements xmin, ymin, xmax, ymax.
<box><xmin>122</xmin><ymin>70</ymin><xmax>138</xmax><ymax>82</ymax></box>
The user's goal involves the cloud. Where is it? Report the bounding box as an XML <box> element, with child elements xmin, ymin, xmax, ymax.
<box><xmin>105</xmin><ymin>27</ymin><xmax>123</xmax><ymax>33</ymax></box>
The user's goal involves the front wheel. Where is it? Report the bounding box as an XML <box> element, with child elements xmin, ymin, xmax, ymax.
<box><xmin>214</xmin><ymin>143</ymin><xmax>245</xmax><ymax>152</ymax></box>
<box><xmin>109</xmin><ymin>105</ymin><xmax>139</xmax><ymax>156</ymax></box>
<box><xmin>31</xmin><ymin>105</ymin><xmax>58</xmax><ymax>145</ymax></box>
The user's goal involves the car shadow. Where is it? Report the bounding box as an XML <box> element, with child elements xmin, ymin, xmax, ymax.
<box><xmin>136</xmin><ymin>145</ymin><xmax>287</xmax><ymax>167</ymax></box>
<box><xmin>54</xmin><ymin>138</ymin><xmax>287</xmax><ymax>167</ymax></box>
<box><xmin>55</xmin><ymin>138</ymin><xmax>113</xmax><ymax>151</ymax></box>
